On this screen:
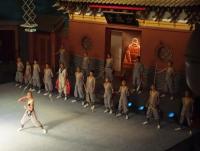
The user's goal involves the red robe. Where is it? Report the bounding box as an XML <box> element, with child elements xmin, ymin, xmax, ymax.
<box><xmin>56</xmin><ymin>79</ymin><xmax>71</xmax><ymax>95</ymax></box>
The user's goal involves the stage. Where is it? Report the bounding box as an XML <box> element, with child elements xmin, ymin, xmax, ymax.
<box><xmin>0</xmin><ymin>83</ymin><xmax>189</xmax><ymax>151</ymax></box>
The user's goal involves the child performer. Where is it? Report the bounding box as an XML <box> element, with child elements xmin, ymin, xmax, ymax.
<box><xmin>103</xmin><ymin>77</ymin><xmax>114</xmax><ymax>114</ymax></box>
<box><xmin>132</xmin><ymin>56</ymin><xmax>144</xmax><ymax>93</ymax></box>
<box><xmin>116</xmin><ymin>80</ymin><xmax>129</xmax><ymax>120</ymax></box>
<box><xmin>84</xmin><ymin>71</ymin><xmax>96</xmax><ymax>112</ymax></box>
<box><xmin>15</xmin><ymin>57</ymin><xmax>24</xmax><ymax>88</ymax></box>
<box><xmin>43</xmin><ymin>63</ymin><xmax>53</xmax><ymax>97</ymax></box>
<box><xmin>17</xmin><ymin>91</ymin><xmax>47</xmax><ymax>134</ymax></box>
<box><xmin>105</xmin><ymin>53</ymin><xmax>113</xmax><ymax>81</ymax></box>
<box><xmin>175</xmin><ymin>90</ymin><xmax>194</xmax><ymax>134</ymax></box>
<box><xmin>143</xmin><ymin>84</ymin><xmax>161</xmax><ymax>129</ymax></box>
<box><xmin>74</xmin><ymin>67</ymin><xmax>84</xmax><ymax>103</ymax></box>
<box><xmin>24</xmin><ymin>61</ymin><xmax>32</xmax><ymax>90</ymax></box>
<box><xmin>81</xmin><ymin>52</ymin><xmax>90</xmax><ymax>79</ymax></box>
<box><xmin>158</xmin><ymin>61</ymin><xmax>175</xmax><ymax>100</ymax></box>
<box><xmin>32</xmin><ymin>60</ymin><xmax>41</xmax><ymax>94</ymax></box>
<box><xmin>56</xmin><ymin>63</ymin><xmax>70</xmax><ymax>101</ymax></box>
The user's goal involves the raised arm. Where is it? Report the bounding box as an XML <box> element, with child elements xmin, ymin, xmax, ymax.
<box><xmin>17</xmin><ymin>96</ymin><xmax>28</xmax><ymax>102</ymax></box>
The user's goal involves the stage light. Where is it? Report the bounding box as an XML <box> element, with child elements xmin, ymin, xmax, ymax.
<box><xmin>138</xmin><ymin>106</ymin><xmax>145</xmax><ymax>111</ymax></box>
<box><xmin>168</xmin><ymin>112</ymin><xmax>175</xmax><ymax>118</ymax></box>
<box><xmin>128</xmin><ymin>102</ymin><xmax>133</xmax><ymax>107</ymax></box>
<box><xmin>20</xmin><ymin>0</ymin><xmax>37</xmax><ymax>32</ymax></box>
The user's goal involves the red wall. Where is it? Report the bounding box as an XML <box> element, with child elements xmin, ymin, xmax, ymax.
<box><xmin>62</xmin><ymin>21</ymin><xmax>192</xmax><ymax>72</ymax></box>
<box><xmin>65</xmin><ymin>21</ymin><xmax>106</xmax><ymax>60</ymax></box>
<box><xmin>141</xmin><ymin>28</ymin><xmax>191</xmax><ymax>71</ymax></box>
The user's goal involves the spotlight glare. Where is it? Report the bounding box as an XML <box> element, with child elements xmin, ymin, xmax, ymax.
<box><xmin>138</xmin><ymin>106</ymin><xmax>145</xmax><ymax>111</ymax></box>
<box><xmin>128</xmin><ymin>102</ymin><xmax>133</xmax><ymax>107</ymax></box>
<box><xmin>168</xmin><ymin>112</ymin><xmax>175</xmax><ymax>118</ymax></box>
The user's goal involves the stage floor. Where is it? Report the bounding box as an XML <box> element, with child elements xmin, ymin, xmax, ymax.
<box><xmin>0</xmin><ymin>83</ymin><xmax>189</xmax><ymax>151</ymax></box>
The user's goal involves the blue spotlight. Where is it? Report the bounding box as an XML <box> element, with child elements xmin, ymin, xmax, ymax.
<box><xmin>168</xmin><ymin>112</ymin><xmax>175</xmax><ymax>118</ymax></box>
<box><xmin>138</xmin><ymin>106</ymin><xmax>145</xmax><ymax>111</ymax></box>
<box><xmin>128</xmin><ymin>102</ymin><xmax>133</xmax><ymax>107</ymax></box>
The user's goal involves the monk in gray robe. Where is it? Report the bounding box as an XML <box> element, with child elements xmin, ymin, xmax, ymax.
<box><xmin>17</xmin><ymin>91</ymin><xmax>47</xmax><ymax>134</ymax></box>
<box><xmin>15</xmin><ymin>57</ymin><xmax>24</xmax><ymax>88</ymax></box>
<box><xmin>84</xmin><ymin>71</ymin><xmax>96</xmax><ymax>112</ymax></box>
<box><xmin>24</xmin><ymin>61</ymin><xmax>32</xmax><ymax>90</ymax></box>
<box><xmin>143</xmin><ymin>85</ymin><xmax>161</xmax><ymax>129</ymax></box>
<box><xmin>103</xmin><ymin>78</ymin><xmax>113</xmax><ymax>114</ymax></box>
<box><xmin>132</xmin><ymin>56</ymin><xmax>144</xmax><ymax>93</ymax></box>
<box><xmin>74</xmin><ymin>67</ymin><xmax>84</xmax><ymax>103</ymax></box>
<box><xmin>81</xmin><ymin>52</ymin><xmax>90</xmax><ymax>79</ymax></box>
<box><xmin>32</xmin><ymin>60</ymin><xmax>41</xmax><ymax>94</ymax></box>
<box><xmin>105</xmin><ymin>53</ymin><xmax>113</xmax><ymax>81</ymax></box>
<box><xmin>116</xmin><ymin>80</ymin><xmax>129</xmax><ymax>120</ymax></box>
<box><xmin>159</xmin><ymin>61</ymin><xmax>175</xmax><ymax>100</ymax></box>
<box><xmin>175</xmin><ymin>90</ymin><xmax>193</xmax><ymax>134</ymax></box>
<box><xmin>43</xmin><ymin>63</ymin><xmax>53</xmax><ymax>97</ymax></box>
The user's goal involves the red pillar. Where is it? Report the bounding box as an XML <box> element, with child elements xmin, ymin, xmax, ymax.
<box><xmin>50</xmin><ymin>32</ymin><xmax>56</xmax><ymax>71</ymax></box>
<box><xmin>28</xmin><ymin>33</ymin><xmax>34</xmax><ymax>62</ymax></box>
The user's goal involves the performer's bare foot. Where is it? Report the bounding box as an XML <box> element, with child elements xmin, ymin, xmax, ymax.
<box><xmin>174</xmin><ymin>127</ymin><xmax>182</xmax><ymax>131</ymax></box>
<box><xmin>44</xmin><ymin>92</ymin><xmax>49</xmax><ymax>96</ymax></box>
<box><xmin>56</xmin><ymin>95</ymin><xmax>61</xmax><ymax>99</ymax></box>
<box><xmin>81</xmin><ymin>101</ymin><xmax>85</xmax><ymax>106</ymax></box>
<box><xmin>42</xmin><ymin>128</ymin><xmax>47</xmax><ymax>134</ymax></box>
<box><xmin>91</xmin><ymin>105</ymin><xmax>95</xmax><ymax>112</ymax></box>
<box><xmin>17</xmin><ymin>127</ymin><xmax>23</xmax><ymax>132</ymax></box>
<box><xmin>104</xmin><ymin>109</ymin><xmax>109</xmax><ymax>113</ymax></box>
<box><xmin>84</xmin><ymin>103</ymin><xmax>89</xmax><ymax>108</ymax></box>
<box><xmin>71</xmin><ymin>99</ymin><xmax>77</xmax><ymax>103</ymax></box>
<box><xmin>142</xmin><ymin>121</ymin><xmax>149</xmax><ymax>125</ymax></box>
<box><xmin>116</xmin><ymin>113</ymin><xmax>122</xmax><ymax>117</ymax></box>
<box><xmin>160</xmin><ymin>94</ymin><xmax>166</xmax><ymax>98</ymax></box>
<box><xmin>157</xmin><ymin>125</ymin><xmax>161</xmax><ymax>129</ymax></box>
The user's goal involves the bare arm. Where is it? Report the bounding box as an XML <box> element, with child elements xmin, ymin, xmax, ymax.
<box><xmin>17</xmin><ymin>96</ymin><xmax>27</xmax><ymax>102</ymax></box>
<box><xmin>156</xmin><ymin>68</ymin><xmax>167</xmax><ymax>74</ymax></box>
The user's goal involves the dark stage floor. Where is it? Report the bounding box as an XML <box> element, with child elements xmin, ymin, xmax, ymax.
<box><xmin>0</xmin><ymin>83</ymin><xmax>190</xmax><ymax>151</ymax></box>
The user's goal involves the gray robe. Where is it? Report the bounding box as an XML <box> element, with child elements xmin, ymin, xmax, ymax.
<box><xmin>82</xmin><ymin>56</ymin><xmax>90</xmax><ymax>78</ymax></box>
<box><xmin>105</xmin><ymin>58</ymin><xmax>113</xmax><ymax>81</ymax></box>
<box><xmin>24</xmin><ymin>64</ymin><xmax>32</xmax><ymax>85</ymax></box>
<box><xmin>165</xmin><ymin>67</ymin><xmax>174</xmax><ymax>94</ymax></box>
<box><xmin>146</xmin><ymin>90</ymin><xmax>159</xmax><ymax>120</ymax></box>
<box><xmin>32</xmin><ymin>64</ymin><xmax>41</xmax><ymax>88</ymax></box>
<box><xmin>180</xmin><ymin>97</ymin><xmax>193</xmax><ymax>126</ymax></box>
<box><xmin>44</xmin><ymin>68</ymin><xmax>53</xmax><ymax>92</ymax></box>
<box><xmin>15</xmin><ymin>61</ymin><xmax>24</xmax><ymax>83</ymax></box>
<box><xmin>85</xmin><ymin>76</ymin><xmax>95</xmax><ymax>105</ymax></box>
<box><xmin>104</xmin><ymin>82</ymin><xmax>113</xmax><ymax>109</ymax></box>
<box><xmin>133</xmin><ymin>62</ymin><xmax>144</xmax><ymax>87</ymax></box>
<box><xmin>118</xmin><ymin>86</ymin><xmax>129</xmax><ymax>113</ymax></box>
<box><xmin>74</xmin><ymin>71</ymin><xmax>84</xmax><ymax>99</ymax></box>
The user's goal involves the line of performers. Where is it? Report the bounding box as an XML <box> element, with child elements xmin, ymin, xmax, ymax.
<box><xmin>15</xmin><ymin>52</ymin><xmax>194</xmax><ymax>134</ymax></box>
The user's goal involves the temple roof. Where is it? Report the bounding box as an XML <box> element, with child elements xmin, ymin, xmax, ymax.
<box><xmin>65</xmin><ymin>0</ymin><xmax>200</xmax><ymax>7</ymax></box>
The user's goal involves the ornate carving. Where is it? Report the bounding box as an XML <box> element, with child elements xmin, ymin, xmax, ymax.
<box><xmin>155</xmin><ymin>42</ymin><xmax>173</xmax><ymax>62</ymax></box>
<box><xmin>81</xmin><ymin>36</ymin><xmax>92</xmax><ymax>51</ymax></box>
